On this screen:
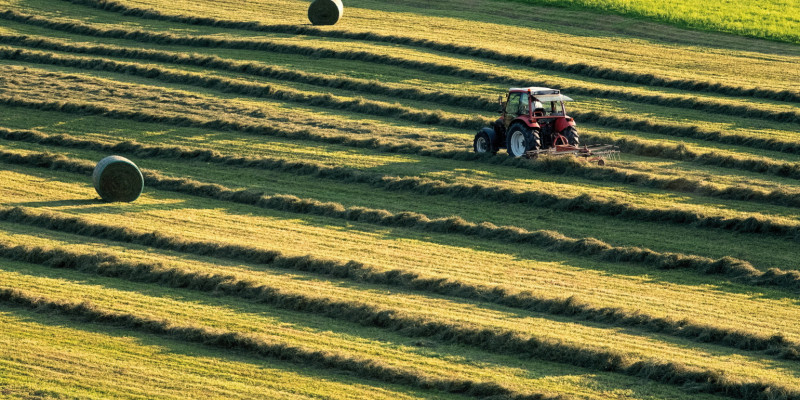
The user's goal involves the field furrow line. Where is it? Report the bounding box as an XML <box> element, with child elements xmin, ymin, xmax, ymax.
<box><xmin>0</xmin><ymin>93</ymin><xmax>477</xmax><ymax>156</ymax></box>
<box><xmin>1</xmin><ymin>30</ymin><xmax>798</xmax><ymax>127</ymax></box>
<box><xmin>4</xmin><ymin>151</ymin><xmax>800</xmax><ymax>288</ymax></box>
<box><xmin>0</xmin><ymin>33</ymin><xmax>497</xmax><ymax>114</ymax></box>
<box><xmin>3</xmin><ymin>72</ymin><xmax>800</xmax><ymax>184</ymax></box>
<box><xmin>1</xmin><ymin>0</ymin><xmax>798</xmax><ymax>398</ymax></box>
<box><xmin>3</xmin><ymin>41</ymin><xmax>799</xmax><ymax>158</ymax></box>
<box><xmin>0</xmin><ymin>288</ymin><xmax>559</xmax><ymax>400</ymax></box>
<box><xmin>0</xmin><ymin>46</ymin><xmax>485</xmax><ymax>131</ymax></box>
<box><xmin>4</xmin><ymin>147</ymin><xmax>800</xmax><ymax>248</ymax></box>
<box><xmin>0</xmin><ymin>202</ymin><xmax>790</xmax><ymax>307</ymax></box>
<box><xmin>0</xmin><ymin>261</ymin><xmax>794</xmax><ymax>399</ymax></box>
<box><xmin>4</xmin><ymin>126</ymin><xmax>800</xmax><ymax>213</ymax></box>
<box><xmin>1</xmin><ymin>239</ymin><xmax>798</xmax><ymax>363</ymax></box>
<box><xmin>54</xmin><ymin>0</ymin><xmax>800</xmax><ymax>102</ymax></box>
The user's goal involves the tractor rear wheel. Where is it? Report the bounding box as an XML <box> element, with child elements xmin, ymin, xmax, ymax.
<box><xmin>506</xmin><ymin>123</ymin><xmax>540</xmax><ymax>157</ymax></box>
<box><xmin>473</xmin><ymin>130</ymin><xmax>496</xmax><ymax>154</ymax></box>
<box><xmin>563</xmin><ymin>126</ymin><xmax>580</xmax><ymax>146</ymax></box>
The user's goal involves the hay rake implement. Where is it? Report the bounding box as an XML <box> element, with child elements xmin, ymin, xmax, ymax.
<box><xmin>525</xmin><ymin>144</ymin><xmax>620</xmax><ymax>166</ymax></box>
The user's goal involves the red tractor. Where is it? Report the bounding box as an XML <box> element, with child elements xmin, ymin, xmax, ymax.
<box><xmin>474</xmin><ymin>87</ymin><xmax>579</xmax><ymax>157</ymax></box>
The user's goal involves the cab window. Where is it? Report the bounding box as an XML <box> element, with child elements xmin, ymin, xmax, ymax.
<box><xmin>532</xmin><ymin>100</ymin><xmax>545</xmax><ymax>116</ymax></box>
<box><xmin>549</xmin><ymin>101</ymin><xmax>564</xmax><ymax>116</ymax></box>
<box><xmin>519</xmin><ymin>93</ymin><xmax>530</xmax><ymax>115</ymax></box>
<box><xmin>505</xmin><ymin>93</ymin><xmax>521</xmax><ymax>115</ymax></box>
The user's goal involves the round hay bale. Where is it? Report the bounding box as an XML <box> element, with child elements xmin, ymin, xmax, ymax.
<box><xmin>308</xmin><ymin>0</ymin><xmax>343</xmax><ymax>25</ymax></box>
<box><xmin>92</xmin><ymin>155</ymin><xmax>143</xmax><ymax>202</ymax></box>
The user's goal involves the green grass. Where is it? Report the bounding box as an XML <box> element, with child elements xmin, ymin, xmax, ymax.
<box><xmin>5</xmin><ymin>60</ymin><xmax>800</xmax><ymax>186</ymax></box>
<box><xmin>4</xmin><ymin>115</ymin><xmax>800</xmax><ymax>273</ymax></box>
<box><xmin>0</xmin><ymin>0</ymin><xmax>798</xmax><ymax>398</ymax></box>
<box><xmin>0</xmin><ymin>309</ymin><xmax>446</xmax><ymax>400</ymax></box>
<box><xmin>4</xmin><ymin>66</ymin><xmax>800</xmax><ymax>228</ymax></box>
<box><xmin>2</xmin><ymin>163</ymin><xmax>800</xmax><ymax>345</ymax></box>
<box><xmin>0</xmin><ymin>166</ymin><xmax>799</xmax><ymax>396</ymax></box>
<box><xmin>0</xmin><ymin>258</ymin><xmax>727</xmax><ymax>400</ymax></box>
<box><xmin>506</xmin><ymin>0</ymin><xmax>800</xmax><ymax>44</ymax></box>
<box><xmin>4</xmin><ymin>0</ymin><xmax>800</xmax><ymax>90</ymax></box>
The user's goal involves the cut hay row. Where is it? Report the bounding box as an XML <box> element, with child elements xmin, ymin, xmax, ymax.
<box><xmin>0</xmin><ymin>201</ymin><xmax>790</xmax><ymax>293</ymax></box>
<box><xmin>1</xmin><ymin>239</ymin><xmax>797</xmax><ymax>362</ymax></box>
<box><xmin>6</xmin><ymin>152</ymin><xmax>798</xmax><ymax>279</ymax></box>
<box><xmin>3</xmin><ymin>1</ymin><xmax>798</xmax><ymax>398</ymax></box>
<box><xmin>8</xmin><ymin>258</ymin><xmax>745</xmax><ymax>400</ymax></box>
<box><xmin>0</xmin><ymin>46</ymin><xmax>486</xmax><ymax>130</ymax></box>
<box><xmin>0</xmin><ymin>288</ymin><xmax>553</xmax><ymax>400</ymax></box>
<box><xmin>4</xmin><ymin>90</ymin><xmax>800</xmax><ymax>188</ymax></box>
<box><xmin>575</xmin><ymin>111</ymin><xmax>800</xmax><ymax>156</ymax></box>
<box><xmin>594</xmin><ymin>135</ymin><xmax>800</xmax><ymax>181</ymax></box>
<box><xmin>5</xmin><ymin>148</ymin><xmax>800</xmax><ymax>248</ymax></box>
<box><xmin>4</xmin><ymin>150</ymin><xmax>800</xmax><ymax>290</ymax></box>
<box><xmin>54</xmin><ymin>0</ymin><xmax>800</xmax><ymax>102</ymax></box>
<box><xmin>4</xmin><ymin>126</ymin><xmax>800</xmax><ymax>212</ymax></box>
<box><xmin>2</xmin><ymin>30</ymin><xmax>798</xmax><ymax>126</ymax></box>
<box><xmin>0</xmin><ymin>235</ymin><xmax>796</xmax><ymax>399</ymax></box>
<box><xmin>7</xmin><ymin>64</ymin><xmax>800</xmax><ymax>188</ymax></box>
<box><xmin>4</xmin><ymin>43</ymin><xmax>799</xmax><ymax>157</ymax></box>
<box><xmin>31</xmin><ymin>41</ymin><xmax>793</xmax><ymax>172</ymax></box>
<box><xmin>0</xmin><ymin>31</ymin><xmax>501</xmax><ymax>112</ymax></box>
<box><xmin>0</xmin><ymin>313</ymin><xmax>437</xmax><ymax>400</ymax></box>
<box><xmin>3</xmin><ymin>66</ymin><xmax>799</xmax><ymax>185</ymax></box>
<box><xmin>0</xmin><ymin>203</ymin><xmax>741</xmax><ymax>294</ymax></box>
<box><xmin>0</xmin><ymin>93</ymin><xmax>467</xmax><ymax>155</ymax></box>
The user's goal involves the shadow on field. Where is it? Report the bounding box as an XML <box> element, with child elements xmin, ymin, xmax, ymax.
<box><xmin>366</xmin><ymin>222</ymin><xmax>800</xmax><ymax>301</ymax></box>
<box><xmin>8</xmin><ymin>195</ymin><xmax>185</xmax><ymax>214</ymax></box>
<box><xmin>16</xmin><ymin>0</ymin><xmax>797</xmax><ymax>69</ymax></box>
<box><xmin>346</xmin><ymin>0</ymin><xmax>800</xmax><ymax>57</ymax></box>
<box><xmin>0</xmin><ymin>306</ymin><xmax>454</xmax><ymax>398</ymax></box>
<box><xmin>13</xmin><ymin>198</ymin><xmax>102</xmax><ymax>208</ymax></box>
<box><xmin>6</xmin><ymin>260</ymin><xmax>800</xmax><ymax>391</ymax></box>
<box><xmin>0</xmin><ymin>266</ymin><xmax>589</xmax><ymax>386</ymax></box>
<box><xmin>12</xmin><ymin>187</ymin><xmax>800</xmax><ymax>303</ymax></box>
<box><xmin>6</xmin><ymin>161</ymin><xmax>798</xmax><ymax>300</ymax></box>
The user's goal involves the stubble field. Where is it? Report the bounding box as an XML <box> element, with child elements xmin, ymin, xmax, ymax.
<box><xmin>0</xmin><ymin>0</ymin><xmax>799</xmax><ymax>399</ymax></box>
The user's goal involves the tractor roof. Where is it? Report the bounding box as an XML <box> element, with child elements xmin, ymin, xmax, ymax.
<box><xmin>509</xmin><ymin>87</ymin><xmax>560</xmax><ymax>95</ymax></box>
<box><xmin>509</xmin><ymin>87</ymin><xmax>573</xmax><ymax>102</ymax></box>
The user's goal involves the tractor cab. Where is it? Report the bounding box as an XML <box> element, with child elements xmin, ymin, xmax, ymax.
<box><xmin>474</xmin><ymin>87</ymin><xmax>579</xmax><ymax>157</ymax></box>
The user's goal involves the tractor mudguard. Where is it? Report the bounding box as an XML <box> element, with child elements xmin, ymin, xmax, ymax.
<box><xmin>514</xmin><ymin>116</ymin><xmax>540</xmax><ymax>130</ymax></box>
<box><xmin>479</xmin><ymin>127</ymin><xmax>500</xmax><ymax>149</ymax></box>
<box><xmin>492</xmin><ymin>118</ymin><xmax>505</xmax><ymax>134</ymax></box>
<box><xmin>555</xmin><ymin>117</ymin><xmax>576</xmax><ymax>133</ymax></box>
<box><xmin>491</xmin><ymin>118</ymin><xmax>506</xmax><ymax>147</ymax></box>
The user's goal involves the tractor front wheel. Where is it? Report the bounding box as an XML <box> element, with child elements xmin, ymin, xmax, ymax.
<box><xmin>563</xmin><ymin>126</ymin><xmax>580</xmax><ymax>146</ymax></box>
<box><xmin>473</xmin><ymin>130</ymin><xmax>496</xmax><ymax>154</ymax></box>
<box><xmin>506</xmin><ymin>123</ymin><xmax>540</xmax><ymax>157</ymax></box>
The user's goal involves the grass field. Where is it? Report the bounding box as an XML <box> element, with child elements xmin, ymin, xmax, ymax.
<box><xmin>0</xmin><ymin>0</ymin><xmax>798</xmax><ymax>399</ymax></box>
<box><xmin>508</xmin><ymin>0</ymin><xmax>800</xmax><ymax>44</ymax></box>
